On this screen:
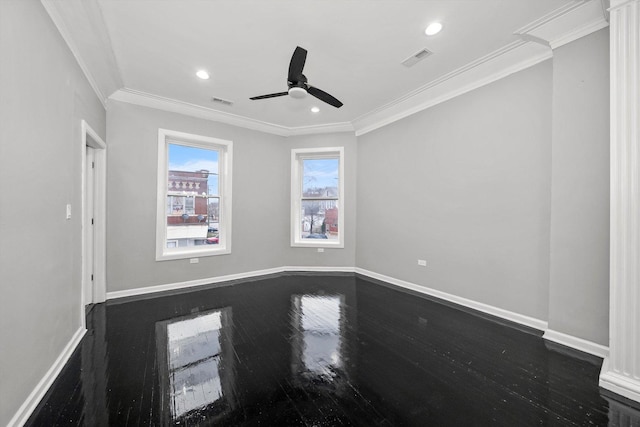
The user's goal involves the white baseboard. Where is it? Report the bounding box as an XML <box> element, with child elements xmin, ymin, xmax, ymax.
<box><xmin>108</xmin><ymin>266</ymin><xmax>548</xmax><ymax>331</ymax></box>
<box><xmin>282</xmin><ymin>265</ymin><xmax>356</xmax><ymax>273</ymax></box>
<box><xmin>543</xmin><ymin>329</ymin><xmax>608</xmax><ymax>358</ymax></box>
<box><xmin>8</xmin><ymin>327</ymin><xmax>86</xmax><ymax>427</ymax></box>
<box><xmin>106</xmin><ymin>266</ymin><xmax>356</xmax><ymax>301</ymax></box>
<box><xmin>354</xmin><ymin>268</ymin><xmax>549</xmax><ymax>331</ymax></box>
<box><xmin>600</xmin><ymin>357</ymin><xmax>640</xmax><ymax>403</ymax></box>
<box><xmin>106</xmin><ymin>267</ymin><xmax>285</xmax><ymax>300</ymax></box>
<box><xmin>106</xmin><ymin>266</ymin><xmax>614</xmax><ymax>363</ymax></box>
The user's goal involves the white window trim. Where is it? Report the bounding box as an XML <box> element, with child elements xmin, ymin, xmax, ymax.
<box><xmin>156</xmin><ymin>129</ymin><xmax>232</xmax><ymax>261</ymax></box>
<box><xmin>291</xmin><ymin>147</ymin><xmax>344</xmax><ymax>248</ymax></box>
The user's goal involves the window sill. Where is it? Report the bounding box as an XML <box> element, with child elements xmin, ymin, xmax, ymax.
<box><xmin>156</xmin><ymin>247</ymin><xmax>230</xmax><ymax>261</ymax></box>
<box><xmin>291</xmin><ymin>241</ymin><xmax>344</xmax><ymax>249</ymax></box>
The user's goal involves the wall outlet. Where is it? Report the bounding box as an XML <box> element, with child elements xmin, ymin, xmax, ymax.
<box><xmin>317</xmin><ymin>248</ymin><xmax>325</xmax><ymax>253</ymax></box>
<box><xmin>190</xmin><ymin>258</ymin><xmax>199</xmax><ymax>264</ymax></box>
<box><xmin>66</xmin><ymin>204</ymin><xmax>72</xmax><ymax>220</ymax></box>
<box><xmin>418</xmin><ymin>259</ymin><xmax>427</xmax><ymax>267</ymax></box>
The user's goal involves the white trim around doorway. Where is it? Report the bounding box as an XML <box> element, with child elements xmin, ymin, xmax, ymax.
<box><xmin>81</xmin><ymin>120</ymin><xmax>107</xmax><ymax>326</ymax></box>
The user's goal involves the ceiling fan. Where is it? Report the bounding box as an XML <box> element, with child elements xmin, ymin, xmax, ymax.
<box><xmin>250</xmin><ymin>46</ymin><xmax>343</xmax><ymax>108</ymax></box>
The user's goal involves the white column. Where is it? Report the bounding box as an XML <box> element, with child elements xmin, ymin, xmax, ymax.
<box><xmin>600</xmin><ymin>0</ymin><xmax>640</xmax><ymax>403</ymax></box>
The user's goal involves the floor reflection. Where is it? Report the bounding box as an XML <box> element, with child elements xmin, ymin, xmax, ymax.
<box><xmin>25</xmin><ymin>274</ymin><xmax>640</xmax><ymax>426</ymax></box>
<box><xmin>291</xmin><ymin>294</ymin><xmax>345</xmax><ymax>385</ymax></box>
<box><xmin>156</xmin><ymin>307</ymin><xmax>234</xmax><ymax>424</ymax></box>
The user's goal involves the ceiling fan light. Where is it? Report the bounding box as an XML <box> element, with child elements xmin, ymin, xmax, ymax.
<box><xmin>289</xmin><ymin>87</ymin><xmax>307</xmax><ymax>99</ymax></box>
<box><xmin>425</xmin><ymin>22</ymin><xmax>443</xmax><ymax>36</ymax></box>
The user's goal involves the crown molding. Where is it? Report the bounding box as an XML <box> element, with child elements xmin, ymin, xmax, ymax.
<box><xmin>109</xmin><ymin>88</ymin><xmax>354</xmax><ymax>137</ymax></box>
<box><xmin>352</xmin><ymin>40</ymin><xmax>552</xmax><ymax>136</ymax></box>
<box><xmin>41</xmin><ymin>0</ymin><xmax>123</xmax><ymax>109</ymax></box>
<box><xmin>352</xmin><ymin>0</ymin><xmax>609</xmax><ymax>137</ymax></box>
<box><xmin>515</xmin><ymin>0</ymin><xmax>590</xmax><ymax>35</ymax></box>
<box><xmin>45</xmin><ymin>0</ymin><xmax>608</xmax><ymax>138</ymax></box>
<box><xmin>41</xmin><ymin>0</ymin><xmax>107</xmax><ymax>107</ymax></box>
<box><xmin>285</xmin><ymin>122</ymin><xmax>355</xmax><ymax>136</ymax></box>
<box><xmin>110</xmin><ymin>88</ymin><xmax>290</xmax><ymax>136</ymax></box>
<box><xmin>515</xmin><ymin>0</ymin><xmax>609</xmax><ymax>49</ymax></box>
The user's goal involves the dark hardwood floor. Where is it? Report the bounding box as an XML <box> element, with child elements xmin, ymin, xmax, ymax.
<box><xmin>26</xmin><ymin>274</ymin><xmax>640</xmax><ymax>426</ymax></box>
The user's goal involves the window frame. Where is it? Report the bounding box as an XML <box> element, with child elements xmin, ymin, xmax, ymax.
<box><xmin>290</xmin><ymin>147</ymin><xmax>344</xmax><ymax>248</ymax></box>
<box><xmin>156</xmin><ymin>129</ymin><xmax>232</xmax><ymax>261</ymax></box>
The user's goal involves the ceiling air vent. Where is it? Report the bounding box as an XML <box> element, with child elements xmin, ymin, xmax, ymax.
<box><xmin>402</xmin><ymin>48</ymin><xmax>433</xmax><ymax>67</ymax></box>
<box><xmin>211</xmin><ymin>96</ymin><xmax>233</xmax><ymax>107</ymax></box>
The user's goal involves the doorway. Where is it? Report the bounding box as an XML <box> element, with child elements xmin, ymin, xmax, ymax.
<box><xmin>81</xmin><ymin>120</ymin><xmax>106</xmax><ymax>319</ymax></box>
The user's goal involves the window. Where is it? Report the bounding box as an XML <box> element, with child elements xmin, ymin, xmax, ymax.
<box><xmin>156</xmin><ymin>129</ymin><xmax>232</xmax><ymax>260</ymax></box>
<box><xmin>291</xmin><ymin>147</ymin><xmax>344</xmax><ymax>248</ymax></box>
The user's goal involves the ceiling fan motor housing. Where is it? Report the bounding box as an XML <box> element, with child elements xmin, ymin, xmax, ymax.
<box><xmin>288</xmin><ymin>86</ymin><xmax>307</xmax><ymax>98</ymax></box>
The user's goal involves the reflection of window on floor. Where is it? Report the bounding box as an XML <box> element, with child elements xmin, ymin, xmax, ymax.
<box><xmin>291</xmin><ymin>294</ymin><xmax>345</xmax><ymax>384</ymax></box>
<box><xmin>156</xmin><ymin>308</ymin><xmax>234</xmax><ymax>423</ymax></box>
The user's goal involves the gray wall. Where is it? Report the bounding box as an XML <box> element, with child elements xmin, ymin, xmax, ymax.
<box><xmin>548</xmin><ymin>29</ymin><xmax>610</xmax><ymax>345</ymax></box>
<box><xmin>106</xmin><ymin>102</ymin><xmax>286</xmax><ymax>291</ymax></box>
<box><xmin>106</xmin><ymin>103</ymin><xmax>357</xmax><ymax>292</ymax></box>
<box><xmin>356</xmin><ymin>61</ymin><xmax>553</xmax><ymax>321</ymax></box>
<box><xmin>0</xmin><ymin>1</ymin><xmax>106</xmax><ymax>425</ymax></box>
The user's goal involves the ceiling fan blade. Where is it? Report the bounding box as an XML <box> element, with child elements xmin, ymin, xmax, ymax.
<box><xmin>307</xmin><ymin>86</ymin><xmax>343</xmax><ymax>108</ymax></box>
<box><xmin>288</xmin><ymin>46</ymin><xmax>307</xmax><ymax>82</ymax></box>
<box><xmin>250</xmin><ymin>92</ymin><xmax>289</xmax><ymax>100</ymax></box>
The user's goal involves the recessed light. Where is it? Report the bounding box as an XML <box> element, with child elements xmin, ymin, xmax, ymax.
<box><xmin>311</xmin><ymin>106</ymin><xmax>320</xmax><ymax>113</ymax></box>
<box><xmin>425</xmin><ymin>22</ymin><xmax>443</xmax><ymax>36</ymax></box>
<box><xmin>196</xmin><ymin>70</ymin><xmax>210</xmax><ymax>80</ymax></box>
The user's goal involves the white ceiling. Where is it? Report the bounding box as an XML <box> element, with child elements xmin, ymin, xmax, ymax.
<box><xmin>42</xmin><ymin>0</ymin><xmax>608</xmax><ymax>135</ymax></box>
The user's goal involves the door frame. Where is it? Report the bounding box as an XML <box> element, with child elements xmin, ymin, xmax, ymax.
<box><xmin>84</xmin><ymin>146</ymin><xmax>96</xmax><ymax>307</ymax></box>
<box><xmin>81</xmin><ymin>120</ymin><xmax>106</xmax><ymax>322</ymax></box>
